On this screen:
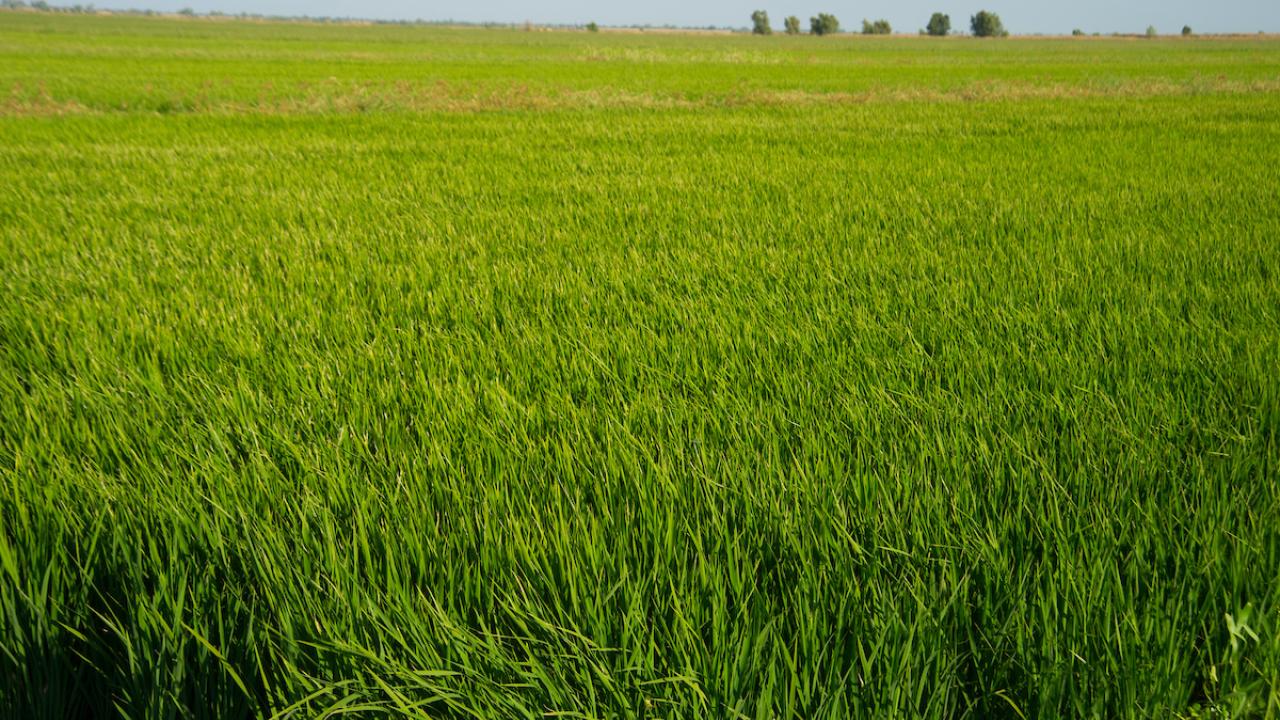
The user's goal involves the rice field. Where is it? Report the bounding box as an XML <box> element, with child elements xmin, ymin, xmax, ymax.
<box><xmin>1</xmin><ymin>11</ymin><xmax>1279</xmax><ymax>719</ymax></box>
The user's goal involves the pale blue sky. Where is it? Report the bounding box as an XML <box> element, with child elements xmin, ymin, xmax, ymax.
<box><xmin>136</xmin><ymin>0</ymin><xmax>1280</xmax><ymax>34</ymax></box>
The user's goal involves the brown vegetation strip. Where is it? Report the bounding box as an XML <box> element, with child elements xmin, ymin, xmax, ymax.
<box><xmin>5</xmin><ymin>76</ymin><xmax>1280</xmax><ymax>116</ymax></box>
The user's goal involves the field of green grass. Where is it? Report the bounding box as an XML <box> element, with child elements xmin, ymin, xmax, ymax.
<box><xmin>1</xmin><ymin>11</ymin><xmax>1279</xmax><ymax>718</ymax></box>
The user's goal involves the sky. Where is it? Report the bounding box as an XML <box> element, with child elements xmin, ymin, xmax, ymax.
<box><xmin>128</xmin><ymin>0</ymin><xmax>1280</xmax><ymax>35</ymax></box>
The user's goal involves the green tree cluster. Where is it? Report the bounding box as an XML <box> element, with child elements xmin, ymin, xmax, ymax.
<box><xmin>970</xmin><ymin>10</ymin><xmax>1007</xmax><ymax>37</ymax></box>
<box><xmin>862</xmin><ymin>18</ymin><xmax>892</xmax><ymax>34</ymax></box>
<box><xmin>752</xmin><ymin>10</ymin><xmax>1011</xmax><ymax>39</ymax></box>
<box><xmin>810</xmin><ymin>12</ymin><xmax>839</xmax><ymax>35</ymax></box>
<box><xmin>751</xmin><ymin>10</ymin><xmax>772</xmax><ymax>35</ymax></box>
<box><xmin>926</xmin><ymin>13</ymin><xmax>951</xmax><ymax>36</ymax></box>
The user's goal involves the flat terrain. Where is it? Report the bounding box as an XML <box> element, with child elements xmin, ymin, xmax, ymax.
<box><xmin>1</xmin><ymin>12</ymin><xmax>1278</xmax><ymax>718</ymax></box>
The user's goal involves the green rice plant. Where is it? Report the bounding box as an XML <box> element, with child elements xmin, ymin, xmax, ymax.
<box><xmin>1</xmin><ymin>12</ymin><xmax>1278</xmax><ymax>719</ymax></box>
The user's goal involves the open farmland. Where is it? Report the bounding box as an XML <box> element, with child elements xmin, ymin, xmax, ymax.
<box><xmin>1</xmin><ymin>11</ymin><xmax>1279</xmax><ymax>718</ymax></box>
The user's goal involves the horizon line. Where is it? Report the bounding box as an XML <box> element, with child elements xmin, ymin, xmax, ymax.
<box><xmin>3</xmin><ymin>3</ymin><xmax>1277</xmax><ymax>37</ymax></box>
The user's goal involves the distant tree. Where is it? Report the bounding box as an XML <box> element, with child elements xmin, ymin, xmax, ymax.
<box><xmin>1146</xmin><ymin>25</ymin><xmax>1158</xmax><ymax>38</ymax></box>
<box><xmin>862</xmin><ymin>18</ymin><xmax>891</xmax><ymax>35</ymax></box>
<box><xmin>784</xmin><ymin>15</ymin><xmax>801</xmax><ymax>35</ymax></box>
<box><xmin>808</xmin><ymin>13</ymin><xmax>839</xmax><ymax>35</ymax></box>
<box><xmin>1181</xmin><ymin>25</ymin><xmax>1193</xmax><ymax>36</ymax></box>
<box><xmin>30</xmin><ymin>0</ymin><xmax>49</xmax><ymax>9</ymax></box>
<box><xmin>751</xmin><ymin>10</ymin><xmax>772</xmax><ymax>35</ymax></box>
<box><xmin>1072</xmin><ymin>28</ymin><xmax>1084</xmax><ymax>36</ymax></box>
<box><xmin>970</xmin><ymin>11</ymin><xmax>1007</xmax><ymax>37</ymax></box>
<box><xmin>810</xmin><ymin>13</ymin><xmax>839</xmax><ymax>35</ymax></box>
<box><xmin>586</xmin><ymin>21</ymin><xmax>599</xmax><ymax>32</ymax></box>
<box><xmin>177</xmin><ymin>6</ymin><xmax>195</xmax><ymax>15</ymax></box>
<box><xmin>926</xmin><ymin>12</ymin><xmax>950</xmax><ymax>36</ymax></box>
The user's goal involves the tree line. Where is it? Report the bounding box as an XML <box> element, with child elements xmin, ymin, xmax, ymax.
<box><xmin>752</xmin><ymin>10</ymin><xmax>1008</xmax><ymax>37</ymax></box>
<box><xmin>0</xmin><ymin>1</ymin><xmax>1210</xmax><ymax>37</ymax></box>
